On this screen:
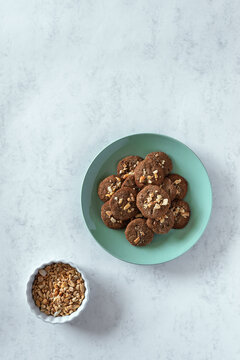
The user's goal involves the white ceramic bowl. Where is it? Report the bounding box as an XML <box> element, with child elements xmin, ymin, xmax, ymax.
<box><xmin>26</xmin><ymin>260</ymin><xmax>89</xmax><ymax>324</ymax></box>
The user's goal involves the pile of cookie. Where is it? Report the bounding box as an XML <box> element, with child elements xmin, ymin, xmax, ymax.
<box><xmin>98</xmin><ymin>152</ymin><xmax>190</xmax><ymax>247</ymax></box>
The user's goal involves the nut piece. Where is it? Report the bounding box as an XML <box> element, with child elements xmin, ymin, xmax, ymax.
<box><xmin>39</xmin><ymin>269</ymin><xmax>47</xmax><ymax>277</ymax></box>
<box><xmin>32</xmin><ymin>263</ymin><xmax>86</xmax><ymax>317</ymax></box>
<box><xmin>134</xmin><ymin>236</ymin><xmax>140</xmax><ymax>244</ymax></box>
<box><xmin>123</xmin><ymin>203</ymin><xmax>131</xmax><ymax>210</ymax></box>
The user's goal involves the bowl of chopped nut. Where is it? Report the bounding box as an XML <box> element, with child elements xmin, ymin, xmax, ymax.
<box><xmin>26</xmin><ymin>260</ymin><xmax>89</xmax><ymax>323</ymax></box>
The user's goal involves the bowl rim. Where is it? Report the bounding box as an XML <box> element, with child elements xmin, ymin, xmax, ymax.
<box><xmin>81</xmin><ymin>132</ymin><xmax>213</xmax><ymax>266</ymax></box>
<box><xmin>26</xmin><ymin>260</ymin><xmax>89</xmax><ymax>323</ymax></box>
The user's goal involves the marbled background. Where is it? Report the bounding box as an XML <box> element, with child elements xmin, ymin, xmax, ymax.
<box><xmin>1</xmin><ymin>0</ymin><xmax>240</xmax><ymax>359</ymax></box>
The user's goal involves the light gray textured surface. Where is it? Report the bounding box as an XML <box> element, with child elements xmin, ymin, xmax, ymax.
<box><xmin>1</xmin><ymin>1</ymin><xmax>240</xmax><ymax>359</ymax></box>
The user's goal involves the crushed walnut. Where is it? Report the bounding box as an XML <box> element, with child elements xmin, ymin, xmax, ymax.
<box><xmin>32</xmin><ymin>263</ymin><xmax>86</xmax><ymax>317</ymax></box>
<box><xmin>105</xmin><ymin>177</ymin><xmax>122</xmax><ymax>198</ymax></box>
<box><xmin>133</xmin><ymin>226</ymin><xmax>146</xmax><ymax>245</ymax></box>
<box><xmin>143</xmin><ymin>190</ymin><xmax>168</xmax><ymax>211</ymax></box>
<box><xmin>118</xmin><ymin>192</ymin><xmax>136</xmax><ymax>213</ymax></box>
<box><xmin>172</xmin><ymin>206</ymin><xmax>189</xmax><ymax>218</ymax></box>
<box><xmin>106</xmin><ymin>209</ymin><xmax>123</xmax><ymax>224</ymax></box>
<box><xmin>119</xmin><ymin>161</ymin><xmax>140</xmax><ymax>178</ymax></box>
<box><xmin>172</xmin><ymin>179</ymin><xmax>182</xmax><ymax>195</ymax></box>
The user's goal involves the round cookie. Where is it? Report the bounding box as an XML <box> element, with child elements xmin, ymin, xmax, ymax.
<box><xmin>117</xmin><ymin>156</ymin><xmax>143</xmax><ymax>179</ymax></box>
<box><xmin>146</xmin><ymin>209</ymin><xmax>174</xmax><ymax>234</ymax></box>
<box><xmin>122</xmin><ymin>175</ymin><xmax>140</xmax><ymax>192</ymax></box>
<box><xmin>101</xmin><ymin>201</ymin><xmax>127</xmax><ymax>229</ymax></box>
<box><xmin>136</xmin><ymin>185</ymin><xmax>170</xmax><ymax>219</ymax></box>
<box><xmin>167</xmin><ymin>174</ymin><xmax>188</xmax><ymax>200</ymax></box>
<box><xmin>134</xmin><ymin>159</ymin><xmax>165</xmax><ymax>188</ymax></box>
<box><xmin>110</xmin><ymin>187</ymin><xmax>139</xmax><ymax>220</ymax></box>
<box><xmin>145</xmin><ymin>152</ymin><xmax>172</xmax><ymax>175</ymax></box>
<box><xmin>125</xmin><ymin>219</ymin><xmax>154</xmax><ymax>247</ymax></box>
<box><xmin>160</xmin><ymin>177</ymin><xmax>177</xmax><ymax>201</ymax></box>
<box><xmin>98</xmin><ymin>175</ymin><xmax>122</xmax><ymax>202</ymax></box>
<box><xmin>171</xmin><ymin>200</ymin><xmax>190</xmax><ymax>229</ymax></box>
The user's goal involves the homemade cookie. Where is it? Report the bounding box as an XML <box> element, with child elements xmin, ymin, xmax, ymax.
<box><xmin>110</xmin><ymin>187</ymin><xmax>139</xmax><ymax>220</ymax></box>
<box><xmin>136</xmin><ymin>185</ymin><xmax>170</xmax><ymax>219</ymax></box>
<box><xmin>125</xmin><ymin>219</ymin><xmax>154</xmax><ymax>246</ymax></box>
<box><xmin>122</xmin><ymin>175</ymin><xmax>140</xmax><ymax>192</ymax></box>
<box><xmin>98</xmin><ymin>175</ymin><xmax>122</xmax><ymax>202</ymax></box>
<box><xmin>117</xmin><ymin>156</ymin><xmax>143</xmax><ymax>179</ymax></box>
<box><xmin>146</xmin><ymin>209</ymin><xmax>174</xmax><ymax>234</ymax></box>
<box><xmin>101</xmin><ymin>201</ymin><xmax>127</xmax><ymax>229</ymax></box>
<box><xmin>171</xmin><ymin>200</ymin><xmax>190</xmax><ymax>229</ymax></box>
<box><xmin>161</xmin><ymin>177</ymin><xmax>177</xmax><ymax>201</ymax></box>
<box><xmin>168</xmin><ymin>174</ymin><xmax>188</xmax><ymax>200</ymax></box>
<box><xmin>145</xmin><ymin>152</ymin><xmax>172</xmax><ymax>175</ymax></box>
<box><xmin>134</xmin><ymin>159</ymin><xmax>165</xmax><ymax>188</ymax></box>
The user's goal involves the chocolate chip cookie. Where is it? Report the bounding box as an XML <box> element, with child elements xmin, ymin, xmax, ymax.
<box><xmin>171</xmin><ymin>200</ymin><xmax>190</xmax><ymax>229</ymax></box>
<box><xmin>117</xmin><ymin>155</ymin><xmax>143</xmax><ymax>179</ymax></box>
<box><xmin>146</xmin><ymin>209</ymin><xmax>174</xmax><ymax>234</ymax></box>
<box><xmin>101</xmin><ymin>201</ymin><xmax>127</xmax><ymax>229</ymax></box>
<box><xmin>136</xmin><ymin>185</ymin><xmax>170</xmax><ymax>219</ymax></box>
<box><xmin>109</xmin><ymin>187</ymin><xmax>139</xmax><ymax>220</ymax></box>
<box><xmin>125</xmin><ymin>219</ymin><xmax>154</xmax><ymax>246</ymax></box>
<box><xmin>160</xmin><ymin>177</ymin><xmax>176</xmax><ymax>201</ymax></box>
<box><xmin>145</xmin><ymin>152</ymin><xmax>172</xmax><ymax>175</ymax></box>
<box><xmin>134</xmin><ymin>159</ymin><xmax>165</xmax><ymax>188</ymax></box>
<box><xmin>167</xmin><ymin>174</ymin><xmax>188</xmax><ymax>200</ymax></box>
<box><xmin>98</xmin><ymin>175</ymin><xmax>122</xmax><ymax>202</ymax></box>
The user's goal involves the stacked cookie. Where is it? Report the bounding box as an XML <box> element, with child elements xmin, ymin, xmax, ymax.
<box><xmin>98</xmin><ymin>153</ymin><xmax>190</xmax><ymax>247</ymax></box>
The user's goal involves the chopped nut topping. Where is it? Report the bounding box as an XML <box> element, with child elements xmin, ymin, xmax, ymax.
<box><xmin>174</xmin><ymin>179</ymin><xmax>182</xmax><ymax>185</ymax></box>
<box><xmin>118</xmin><ymin>198</ymin><xmax>123</xmax><ymax>204</ymax></box>
<box><xmin>153</xmin><ymin>203</ymin><xmax>161</xmax><ymax>210</ymax></box>
<box><xmin>139</xmin><ymin>175</ymin><xmax>145</xmax><ymax>183</ymax></box>
<box><xmin>106</xmin><ymin>210</ymin><xmax>112</xmax><ymax>217</ymax></box>
<box><xmin>162</xmin><ymin>198</ymin><xmax>168</xmax><ymax>206</ymax></box>
<box><xmin>32</xmin><ymin>263</ymin><xmax>86</xmax><ymax>317</ymax></box>
<box><xmin>123</xmin><ymin>203</ymin><xmax>131</xmax><ymax>210</ymax></box>
<box><xmin>134</xmin><ymin>236</ymin><xmax>140</xmax><ymax>244</ymax></box>
<box><xmin>110</xmin><ymin>217</ymin><xmax>117</xmax><ymax>223</ymax></box>
<box><xmin>147</xmin><ymin>194</ymin><xmax>153</xmax><ymax>203</ymax></box>
<box><xmin>182</xmin><ymin>212</ymin><xmax>190</xmax><ymax>218</ymax></box>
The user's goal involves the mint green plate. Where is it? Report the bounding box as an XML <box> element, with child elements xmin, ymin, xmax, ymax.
<box><xmin>81</xmin><ymin>134</ymin><xmax>212</xmax><ymax>265</ymax></box>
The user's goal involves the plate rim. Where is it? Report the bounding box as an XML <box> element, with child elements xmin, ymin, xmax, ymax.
<box><xmin>81</xmin><ymin>133</ymin><xmax>213</xmax><ymax>265</ymax></box>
